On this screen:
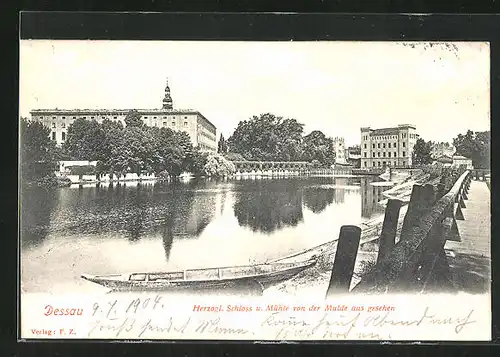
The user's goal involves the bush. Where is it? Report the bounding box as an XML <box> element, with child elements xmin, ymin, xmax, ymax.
<box><xmin>56</xmin><ymin>176</ymin><xmax>72</xmax><ymax>187</ymax></box>
<box><xmin>204</xmin><ymin>154</ymin><xmax>236</xmax><ymax>177</ymax></box>
<box><xmin>311</xmin><ymin>159</ymin><xmax>321</xmax><ymax>168</ymax></box>
<box><xmin>421</xmin><ymin>164</ymin><xmax>443</xmax><ymax>180</ymax></box>
<box><xmin>36</xmin><ymin>174</ymin><xmax>59</xmax><ymax>188</ymax></box>
<box><xmin>224</xmin><ymin>152</ymin><xmax>246</xmax><ymax>161</ymax></box>
<box><xmin>157</xmin><ymin>170</ymin><xmax>170</xmax><ymax>180</ymax></box>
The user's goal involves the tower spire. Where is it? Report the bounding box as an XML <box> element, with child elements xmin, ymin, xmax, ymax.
<box><xmin>162</xmin><ymin>77</ymin><xmax>173</xmax><ymax>110</ymax></box>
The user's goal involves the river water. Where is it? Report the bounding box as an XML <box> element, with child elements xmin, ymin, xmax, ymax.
<box><xmin>20</xmin><ymin>176</ymin><xmax>389</xmax><ymax>293</ymax></box>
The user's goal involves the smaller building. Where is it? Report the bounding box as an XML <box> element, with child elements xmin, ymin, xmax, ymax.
<box><xmin>59</xmin><ymin>160</ymin><xmax>97</xmax><ymax>173</ymax></box>
<box><xmin>345</xmin><ymin>146</ymin><xmax>361</xmax><ymax>168</ymax></box>
<box><xmin>431</xmin><ymin>142</ymin><xmax>455</xmax><ymax>159</ymax></box>
<box><xmin>434</xmin><ymin>154</ymin><xmax>453</xmax><ymax>166</ymax></box>
<box><xmin>333</xmin><ymin>137</ymin><xmax>346</xmax><ymax>164</ymax></box>
<box><xmin>452</xmin><ymin>155</ymin><xmax>473</xmax><ymax>169</ymax></box>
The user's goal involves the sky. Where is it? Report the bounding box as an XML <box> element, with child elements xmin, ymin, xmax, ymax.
<box><xmin>19</xmin><ymin>40</ymin><xmax>490</xmax><ymax>147</ymax></box>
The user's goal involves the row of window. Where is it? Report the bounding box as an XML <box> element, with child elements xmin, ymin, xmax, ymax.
<box><xmin>199</xmin><ymin>143</ymin><xmax>215</xmax><ymax>151</ymax></box>
<box><xmin>363</xmin><ymin>151</ymin><xmax>406</xmax><ymax>158</ymax></box>
<box><xmin>42</xmin><ymin>116</ymin><xmax>120</xmax><ymax>120</ymax></box>
<box><xmin>200</xmin><ymin>131</ymin><xmax>216</xmax><ymax>141</ymax></box>
<box><xmin>40</xmin><ymin>115</ymin><xmax>191</xmax><ymax>121</ymax></box>
<box><xmin>199</xmin><ymin>118</ymin><xmax>216</xmax><ymax>135</ymax></box>
<box><xmin>364</xmin><ymin>142</ymin><xmax>406</xmax><ymax>149</ymax></box>
<box><xmin>362</xmin><ymin>135</ymin><xmax>398</xmax><ymax>141</ymax></box>
<box><xmin>50</xmin><ymin>120</ymin><xmax>189</xmax><ymax>129</ymax></box>
<box><xmin>363</xmin><ymin>161</ymin><xmax>408</xmax><ymax>167</ymax></box>
<box><xmin>144</xmin><ymin>116</ymin><xmax>189</xmax><ymax>120</ymax></box>
<box><xmin>162</xmin><ymin>121</ymin><xmax>189</xmax><ymax>127</ymax></box>
<box><xmin>362</xmin><ymin>133</ymin><xmax>417</xmax><ymax>141</ymax></box>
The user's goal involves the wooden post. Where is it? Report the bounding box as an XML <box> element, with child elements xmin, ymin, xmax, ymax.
<box><xmin>326</xmin><ymin>225</ymin><xmax>362</xmax><ymax>297</ymax></box>
<box><xmin>436</xmin><ymin>183</ymin><xmax>446</xmax><ymax>200</ymax></box>
<box><xmin>400</xmin><ymin>184</ymin><xmax>424</xmax><ymax>240</ymax></box>
<box><xmin>377</xmin><ymin>199</ymin><xmax>403</xmax><ymax>264</ymax></box>
<box><xmin>418</xmin><ymin>217</ymin><xmax>455</xmax><ymax>292</ymax></box>
<box><xmin>455</xmin><ymin>202</ymin><xmax>465</xmax><ymax>220</ymax></box>
<box><xmin>400</xmin><ymin>184</ymin><xmax>436</xmax><ymax>242</ymax></box>
<box><xmin>459</xmin><ymin>195</ymin><xmax>466</xmax><ymax>208</ymax></box>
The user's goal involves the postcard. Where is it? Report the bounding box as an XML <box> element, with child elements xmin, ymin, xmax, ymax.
<box><xmin>19</xmin><ymin>39</ymin><xmax>491</xmax><ymax>341</ymax></box>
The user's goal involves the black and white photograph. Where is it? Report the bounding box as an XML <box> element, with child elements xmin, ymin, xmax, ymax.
<box><xmin>19</xmin><ymin>39</ymin><xmax>491</xmax><ymax>340</ymax></box>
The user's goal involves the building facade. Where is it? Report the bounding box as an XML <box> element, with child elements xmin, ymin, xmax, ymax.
<box><xmin>29</xmin><ymin>79</ymin><xmax>217</xmax><ymax>152</ymax></box>
<box><xmin>452</xmin><ymin>155</ymin><xmax>473</xmax><ymax>169</ymax></box>
<box><xmin>345</xmin><ymin>146</ymin><xmax>361</xmax><ymax>168</ymax></box>
<box><xmin>333</xmin><ymin>137</ymin><xmax>347</xmax><ymax>164</ymax></box>
<box><xmin>430</xmin><ymin>142</ymin><xmax>455</xmax><ymax>159</ymax></box>
<box><xmin>360</xmin><ymin>124</ymin><xmax>418</xmax><ymax>168</ymax></box>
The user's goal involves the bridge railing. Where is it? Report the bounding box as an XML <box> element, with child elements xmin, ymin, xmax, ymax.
<box><xmin>325</xmin><ymin>169</ymin><xmax>472</xmax><ymax>296</ymax></box>
<box><xmin>230</xmin><ymin>160</ymin><xmax>354</xmax><ymax>175</ymax></box>
<box><xmin>471</xmin><ymin>168</ymin><xmax>490</xmax><ymax>181</ymax></box>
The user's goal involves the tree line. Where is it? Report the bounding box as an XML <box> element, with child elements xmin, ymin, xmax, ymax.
<box><xmin>20</xmin><ymin>111</ymin><xmax>217</xmax><ymax>185</ymax></box>
<box><xmin>62</xmin><ymin>110</ymin><xmax>209</xmax><ymax>178</ymax></box>
<box><xmin>412</xmin><ymin>130</ymin><xmax>490</xmax><ymax>169</ymax></box>
<box><xmin>222</xmin><ymin>113</ymin><xmax>336</xmax><ymax>167</ymax></box>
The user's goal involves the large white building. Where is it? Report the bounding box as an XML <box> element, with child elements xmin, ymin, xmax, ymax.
<box><xmin>360</xmin><ymin>124</ymin><xmax>418</xmax><ymax>168</ymax></box>
<box><xmin>29</xmin><ymin>79</ymin><xmax>217</xmax><ymax>152</ymax></box>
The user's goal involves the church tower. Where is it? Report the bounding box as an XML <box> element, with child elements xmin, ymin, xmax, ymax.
<box><xmin>162</xmin><ymin>78</ymin><xmax>173</xmax><ymax>109</ymax></box>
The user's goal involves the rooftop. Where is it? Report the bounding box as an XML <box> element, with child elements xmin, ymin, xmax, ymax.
<box><xmin>360</xmin><ymin>124</ymin><xmax>417</xmax><ymax>136</ymax></box>
<box><xmin>30</xmin><ymin>108</ymin><xmax>217</xmax><ymax>130</ymax></box>
<box><xmin>30</xmin><ymin>108</ymin><xmax>197</xmax><ymax>114</ymax></box>
<box><xmin>371</xmin><ymin>127</ymin><xmax>400</xmax><ymax>135</ymax></box>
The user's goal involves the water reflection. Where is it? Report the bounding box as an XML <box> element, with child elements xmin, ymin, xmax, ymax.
<box><xmin>20</xmin><ymin>185</ymin><xmax>58</xmax><ymax>247</ymax></box>
<box><xmin>161</xmin><ymin>219</ymin><xmax>174</xmax><ymax>261</ymax></box>
<box><xmin>34</xmin><ymin>181</ymin><xmax>218</xmax><ymax>242</ymax></box>
<box><xmin>232</xmin><ymin>180</ymin><xmax>304</xmax><ymax>233</ymax></box>
<box><xmin>21</xmin><ymin>177</ymin><xmax>387</xmax><ymax>245</ymax></box>
<box><xmin>360</xmin><ymin>178</ymin><xmax>386</xmax><ymax>218</ymax></box>
<box><xmin>303</xmin><ymin>187</ymin><xmax>334</xmax><ymax>213</ymax></box>
<box><xmin>21</xmin><ymin>176</ymin><xmax>395</xmax><ymax>293</ymax></box>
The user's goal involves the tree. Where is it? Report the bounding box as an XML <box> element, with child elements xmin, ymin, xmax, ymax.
<box><xmin>123</xmin><ymin>126</ymin><xmax>155</xmax><ymax>175</ymax></box>
<box><xmin>227</xmin><ymin>113</ymin><xmax>304</xmax><ymax>161</ymax></box>
<box><xmin>473</xmin><ymin>131</ymin><xmax>490</xmax><ymax>169</ymax></box>
<box><xmin>151</xmin><ymin>127</ymin><xmax>194</xmax><ymax>177</ymax></box>
<box><xmin>217</xmin><ymin>134</ymin><xmax>228</xmax><ymax>154</ymax></box>
<box><xmin>124</xmin><ymin>109</ymin><xmax>144</xmax><ymax>128</ymax></box>
<box><xmin>453</xmin><ymin>130</ymin><xmax>476</xmax><ymax>160</ymax></box>
<box><xmin>62</xmin><ymin>118</ymin><xmax>105</xmax><ymax>160</ymax></box>
<box><xmin>186</xmin><ymin>148</ymin><xmax>209</xmax><ymax>176</ymax></box>
<box><xmin>20</xmin><ymin>117</ymin><xmax>59</xmax><ymax>181</ymax></box>
<box><xmin>301</xmin><ymin>130</ymin><xmax>335</xmax><ymax>167</ymax></box>
<box><xmin>453</xmin><ymin>130</ymin><xmax>490</xmax><ymax>169</ymax></box>
<box><xmin>95</xmin><ymin>119</ymin><xmax>125</xmax><ymax>175</ymax></box>
<box><xmin>412</xmin><ymin>138</ymin><xmax>433</xmax><ymax>166</ymax></box>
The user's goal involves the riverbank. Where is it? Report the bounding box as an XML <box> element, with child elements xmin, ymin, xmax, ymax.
<box><xmin>266</xmin><ymin>170</ymin><xmax>439</xmax><ymax>296</ymax></box>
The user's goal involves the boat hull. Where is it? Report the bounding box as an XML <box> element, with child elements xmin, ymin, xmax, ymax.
<box><xmin>81</xmin><ymin>261</ymin><xmax>315</xmax><ymax>292</ymax></box>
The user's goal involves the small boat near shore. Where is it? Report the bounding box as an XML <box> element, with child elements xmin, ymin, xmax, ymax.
<box><xmin>81</xmin><ymin>257</ymin><xmax>317</xmax><ymax>292</ymax></box>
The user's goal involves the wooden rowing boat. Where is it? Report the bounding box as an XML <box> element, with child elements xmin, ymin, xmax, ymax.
<box><xmin>81</xmin><ymin>257</ymin><xmax>317</xmax><ymax>291</ymax></box>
